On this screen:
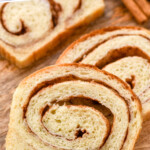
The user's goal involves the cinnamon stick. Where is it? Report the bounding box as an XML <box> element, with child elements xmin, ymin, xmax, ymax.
<box><xmin>134</xmin><ymin>0</ymin><xmax>150</xmax><ymax>17</ymax></box>
<box><xmin>122</xmin><ymin>0</ymin><xmax>148</xmax><ymax>23</ymax></box>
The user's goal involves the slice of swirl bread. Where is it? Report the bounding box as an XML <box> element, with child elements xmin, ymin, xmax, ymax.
<box><xmin>0</xmin><ymin>0</ymin><xmax>104</xmax><ymax>68</ymax></box>
<box><xmin>56</xmin><ymin>26</ymin><xmax>150</xmax><ymax>121</ymax></box>
<box><xmin>6</xmin><ymin>64</ymin><xmax>142</xmax><ymax>150</ymax></box>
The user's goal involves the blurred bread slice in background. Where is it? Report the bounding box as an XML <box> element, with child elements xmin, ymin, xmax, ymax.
<box><xmin>0</xmin><ymin>0</ymin><xmax>105</xmax><ymax>68</ymax></box>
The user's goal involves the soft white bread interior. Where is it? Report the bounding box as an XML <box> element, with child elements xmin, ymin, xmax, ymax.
<box><xmin>56</xmin><ymin>26</ymin><xmax>150</xmax><ymax>121</ymax></box>
<box><xmin>6</xmin><ymin>64</ymin><xmax>142</xmax><ymax>150</ymax></box>
<box><xmin>0</xmin><ymin>0</ymin><xmax>104</xmax><ymax>68</ymax></box>
<box><xmin>104</xmin><ymin>56</ymin><xmax>150</xmax><ymax>121</ymax></box>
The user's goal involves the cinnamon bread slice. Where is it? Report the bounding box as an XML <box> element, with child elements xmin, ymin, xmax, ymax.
<box><xmin>0</xmin><ymin>0</ymin><xmax>104</xmax><ymax>68</ymax></box>
<box><xmin>56</xmin><ymin>26</ymin><xmax>150</xmax><ymax>121</ymax></box>
<box><xmin>6</xmin><ymin>64</ymin><xmax>142</xmax><ymax>150</ymax></box>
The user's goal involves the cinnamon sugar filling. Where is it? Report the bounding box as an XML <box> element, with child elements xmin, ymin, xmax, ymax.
<box><xmin>74</xmin><ymin>34</ymin><xmax>150</xmax><ymax>65</ymax></box>
<box><xmin>22</xmin><ymin>75</ymin><xmax>130</xmax><ymax>149</ymax></box>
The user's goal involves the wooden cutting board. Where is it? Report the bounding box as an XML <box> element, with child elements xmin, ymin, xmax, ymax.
<box><xmin>0</xmin><ymin>0</ymin><xmax>150</xmax><ymax>149</ymax></box>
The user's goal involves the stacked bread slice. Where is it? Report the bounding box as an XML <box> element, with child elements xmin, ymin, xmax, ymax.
<box><xmin>0</xmin><ymin>0</ymin><xmax>104</xmax><ymax>68</ymax></box>
<box><xmin>57</xmin><ymin>26</ymin><xmax>150</xmax><ymax>121</ymax></box>
<box><xmin>6</xmin><ymin>64</ymin><xmax>142</xmax><ymax>150</ymax></box>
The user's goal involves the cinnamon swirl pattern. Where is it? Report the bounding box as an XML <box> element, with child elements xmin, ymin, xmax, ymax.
<box><xmin>0</xmin><ymin>0</ymin><xmax>104</xmax><ymax>68</ymax></box>
<box><xmin>56</xmin><ymin>26</ymin><xmax>150</xmax><ymax>121</ymax></box>
<box><xmin>6</xmin><ymin>64</ymin><xmax>142</xmax><ymax>150</ymax></box>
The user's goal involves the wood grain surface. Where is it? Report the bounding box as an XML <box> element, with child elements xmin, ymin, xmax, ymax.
<box><xmin>0</xmin><ymin>0</ymin><xmax>150</xmax><ymax>149</ymax></box>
